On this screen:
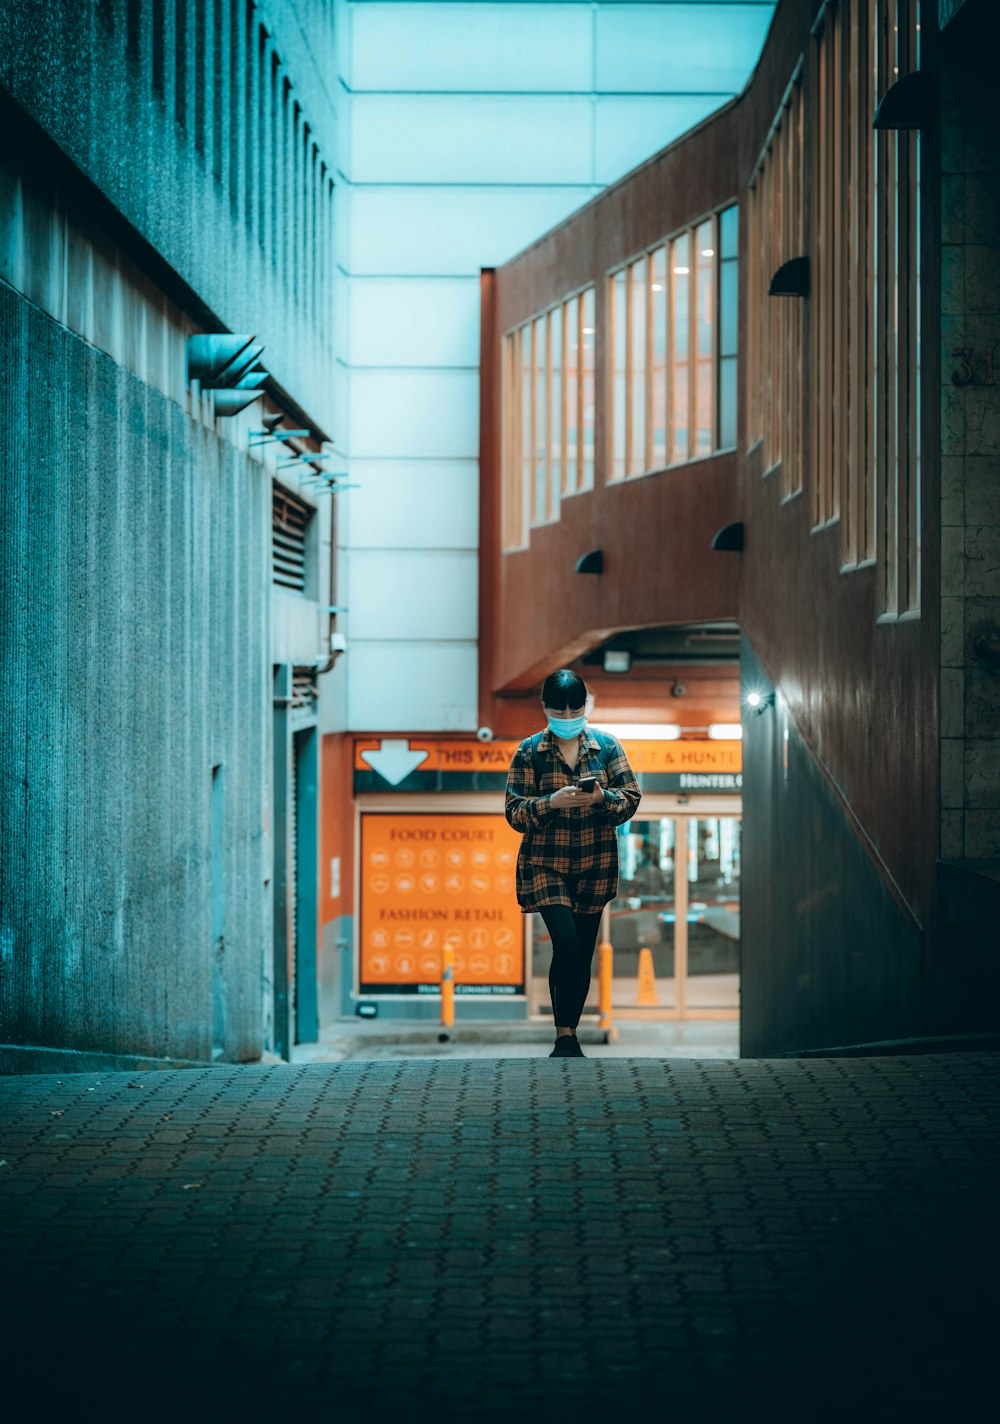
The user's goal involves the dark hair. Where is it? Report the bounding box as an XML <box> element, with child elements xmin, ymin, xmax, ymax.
<box><xmin>540</xmin><ymin>668</ymin><xmax>587</xmax><ymax>711</ymax></box>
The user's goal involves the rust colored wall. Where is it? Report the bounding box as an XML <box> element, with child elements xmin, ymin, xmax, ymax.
<box><xmin>481</xmin><ymin>666</ymin><xmax>741</xmax><ymax>742</ymax></box>
<box><xmin>735</xmin><ymin>0</ymin><xmax>940</xmax><ymax>935</ymax></box>
<box><xmin>482</xmin><ymin>0</ymin><xmax>948</xmax><ymax>1050</ymax></box>
<box><xmin>483</xmin><ymin>98</ymin><xmax>745</xmax><ymax>697</ymax></box>
<box><xmin>320</xmin><ymin>734</ymin><xmax>356</xmax><ymax>922</ymax></box>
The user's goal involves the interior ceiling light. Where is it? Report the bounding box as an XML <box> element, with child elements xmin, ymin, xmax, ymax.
<box><xmin>701</xmin><ymin>248</ymin><xmax>714</xmax><ymax>256</ymax></box>
<box><xmin>708</xmin><ymin>724</ymin><xmax>743</xmax><ymax>740</ymax></box>
<box><xmin>673</xmin><ymin>266</ymin><xmax>690</xmax><ymax>275</ymax></box>
<box><xmin>592</xmin><ymin>723</ymin><xmax>681</xmax><ymax>741</ymax></box>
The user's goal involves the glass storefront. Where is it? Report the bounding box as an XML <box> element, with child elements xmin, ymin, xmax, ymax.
<box><xmin>611</xmin><ymin>814</ymin><xmax>740</xmax><ymax>1013</ymax></box>
<box><xmin>530</xmin><ymin>808</ymin><xmax>740</xmax><ymax>1020</ymax></box>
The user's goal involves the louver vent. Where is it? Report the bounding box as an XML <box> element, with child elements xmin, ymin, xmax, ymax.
<box><xmin>272</xmin><ymin>486</ymin><xmax>311</xmax><ymax>592</ymax></box>
<box><xmin>291</xmin><ymin>668</ymin><xmax>318</xmax><ymax>725</ymax></box>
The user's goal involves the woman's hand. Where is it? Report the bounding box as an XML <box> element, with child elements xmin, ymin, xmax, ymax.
<box><xmin>549</xmin><ymin>784</ymin><xmax>605</xmax><ymax>810</ymax></box>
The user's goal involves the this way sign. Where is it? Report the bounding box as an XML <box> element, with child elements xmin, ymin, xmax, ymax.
<box><xmin>359</xmin><ymin>739</ymin><xmax>430</xmax><ymax>786</ymax></box>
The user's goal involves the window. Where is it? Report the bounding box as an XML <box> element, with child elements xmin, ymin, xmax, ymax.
<box><xmin>501</xmin><ymin>287</ymin><xmax>595</xmax><ymax>552</ymax></box>
<box><xmin>671</xmin><ymin>232</ymin><xmax>690</xmax><ymax>464</ymax></box>
<box><xmin>581</xmin><ymin>287</ymin><xmax>595</xmax><ymax>491</ymax></box>
<box><xmin>831</xmin><ymin>0</ymin><xmax>879</xmax><ymax>571</ymax></box>
<box><xmin>694</xmin><ymin>220</ymin><xmax>714</xmax><ymax>457</ymax></box>
<box><xmin>533</xmin><ymin>313</ymin><xmax>548</xmax><ymax>524</ymax></box>
<box><xmin>718</xmin><ymin>206</ymin><xmax>738</xmax><ymax>449</ymax></box>
<box><xmin>746</xmin><ymin>72</ymin><xmax>805</xmax><ymax>497</ymax></box>
<box><xmin>873</xmin><ymin>0</ymin><xmax>921</xmax><ymax>614</ymax></box>
<box><xmin>608</xmin><ymin>208</ymin><xmax>736</xmax><ymax>482</ymax></box>
<box><xmin>651</xmin><ymin>246</ymin><xmax>668</xmax><ymax>466</ymax></box>
<box><xmin>748</xmin><ymin>1</ymin><xmax>919</xmax><ymax>614</ymax></box>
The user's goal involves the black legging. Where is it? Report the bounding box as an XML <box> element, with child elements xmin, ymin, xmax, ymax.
<box><xmin>538</xmin><ymin>903</ymin><xmax>603</xmax><ymax>1031</ymax></box>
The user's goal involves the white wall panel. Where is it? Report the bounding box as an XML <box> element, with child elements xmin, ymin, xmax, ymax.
<box><xmin>350</xmin><ymin>95</ymin><xmax>592</xmax><ymax>184</ymax></box>
<box><xmin>348</xmin><ymin>550</ymin><xmax>478</xmax><ymax>640</ymax></box>
<box><xmin>348</xmin><ymin>186</ymin><xmax>598</xmax><ymax>275</ymax></box>
<box><xmin>332</xmin><ymin>345</ymin><xmax>352</xmax><ymax>458</ymax></box>
<box><xmin>596</xmin><ymin>5</ymin><xmax>775</xmax><ymax>93</ymax></box>
<box><xmin>595</xmin><ymin>96</ymin><xmax>733</xmax><ymax>186</ymax></box>
<box><xmin>347</xmin><ymin>641</ymin><xmax>478</xmax><ymax>730</ymax></box>
<box><xmin>351</xmin><ymin>3</ymin><xmax>592</xmax><ymax>92</ymax></box>
<box><xmin>349</xmin><ymin>369</ymin><xmax>479</xmax><ymax>458</ymax></box>
<box><xmin>272</xmin><ymin>588</ymin><xmax>326</xmax><ymax>666</ymax></box>
<box><xmin>328</xmin><ymin>0</ymin><xmax>777</xmax><ymax>739</ymax></box>
<box><xmin>349</xmin><ymin>278</ymin><xmax>480</xmax><ymax>366</ymax></box>
<box><xmin>348</xmin><ymin>459</ymin><xmax>479</xmax><ymax>549</ymax></box>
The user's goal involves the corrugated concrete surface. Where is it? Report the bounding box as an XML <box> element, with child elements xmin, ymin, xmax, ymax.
<box><xmin>0</xmin><ymin>284</ymin><xmax>270</xmax><ymax>1061</ymax></box>
<box><xmin>0</xmin><ymin>0</ymin><xmax>338</xmax><ymax>427</ymax></box>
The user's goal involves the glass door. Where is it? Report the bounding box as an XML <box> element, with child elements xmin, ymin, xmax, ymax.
<box><xmin>608</xmin><ymin>818</ymin><xmax>677</xmax><ymax>1009</ymax></box>
<box><xmin>605</xmin><ymin>813</ymin><xmax>740</xmax><ymax>1019</ymax></box>
<box><xmin>685</xmin><ymin>816</ymin><xmax>741</xmax><ymax>1011</ymax></box>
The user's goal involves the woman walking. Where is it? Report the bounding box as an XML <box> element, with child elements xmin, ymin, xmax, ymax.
<box><xmin>504</xmin><ymin>669</ymin><xmax>641</xmax><ymax>1057</ymax></box>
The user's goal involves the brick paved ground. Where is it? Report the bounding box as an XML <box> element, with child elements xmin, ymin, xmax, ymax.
<box><xmin>1</xmin><ymin>1054</ymin><xmax>997</xmax><ymax>1421</ymax></box>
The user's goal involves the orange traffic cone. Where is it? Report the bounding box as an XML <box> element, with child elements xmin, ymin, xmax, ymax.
<box><xmin>635</xmin><ymin>946</ymin><xmax>659</xmax><ymax>1006</ymax></box>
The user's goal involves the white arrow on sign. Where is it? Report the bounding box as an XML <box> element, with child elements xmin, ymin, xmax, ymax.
<box><xmin>360</xmin><ymin>738</ymin><xmax>430</xmax><ymax>786</ymax></box>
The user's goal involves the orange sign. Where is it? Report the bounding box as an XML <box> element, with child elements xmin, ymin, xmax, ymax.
<box><xmin>626</xmin><ymin>741</ymin><xmax>742</xmax><ymax>774</ymax></box>
<box><xmin>354</xmin><ymin>736</ymin><xmax>741</xmax><ymax>778</ymax></box>
<box><xmin>354</xmin><ymin>738</ymin><xmax>523</xmax><ymax>775</ymax></box>
<box><xmin>359</xmin><ymin>813</ymin><xmax>524</xmax><ymax>995</ymax></box>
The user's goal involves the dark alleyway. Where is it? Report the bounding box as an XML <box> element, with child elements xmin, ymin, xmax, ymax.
<box><xmin>1</xmin><ymin>1053</ymin><xmax>997</xmax><ymax>1420</ymax></box>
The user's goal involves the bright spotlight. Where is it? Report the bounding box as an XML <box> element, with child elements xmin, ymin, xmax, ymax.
<box><xmin>744</xmin><ymin>688</ymin><xmax>774</xmax><ymax>715</ymax></box>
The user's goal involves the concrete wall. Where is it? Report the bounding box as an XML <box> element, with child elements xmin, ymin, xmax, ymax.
<box><xmin>0</xmin><ymin>283</ymin><xmax>271</xmax><ymax>1062</ymax></box>
<box><xmin>0</xmin><ymin>0</ymin><xmax>343</xmax><ymax>1059</ymax></box>
<box><xmin>933</xmin><ymin>1</ymin><xmax>1000</xmax><ymax>1031</ymax></box>
<box><xmin>0</xmin><ymin>0</ymin><xmax>339</xmax><ymax>431</ymax></box>
<box><xmin>938</xmin><ymin>13</ymin><xmax>1000</xmax><ymax>864</ymax></box>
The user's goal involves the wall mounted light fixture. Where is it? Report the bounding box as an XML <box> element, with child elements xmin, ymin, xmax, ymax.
<box><xmin>711</xmin><ymin>521</ymin><xmax>744</xmax><ymax>552</ymax></box>
<box><xmin>575</xmin><ymin>549</ymin><xmax>603</xmax><ymax>574</ymax></box>
<box><xmin>873</xmin><ymin>71</ymin><xmax>929</xmax><ymax>130</ymax></box>
<box><xmin>745</xmin><ymin>689</ymin><xmax>774</xmax><ymax>716</ymax></box>
<box><xmin>769</xmin><ymin>256</ymin><xmax>809</xmax><ymax>297</ymax></box>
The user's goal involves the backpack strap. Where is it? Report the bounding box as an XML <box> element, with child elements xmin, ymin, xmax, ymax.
<box><xmin>529</xmin><ymin>732</ymin><xmax>545</xmax><ymax>793</ymax></box>
<box><xmin>591</xmin><ymin>727</ymin><xmax>616</xmax><ymax>776</ymax></box>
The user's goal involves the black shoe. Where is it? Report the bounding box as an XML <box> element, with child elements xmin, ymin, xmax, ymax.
<box><xmin>549</xmin><ymin>1035</ymin><xmax>577</xmax><ymax>1058</ymax></box>
<box><xmin>549</xmin><ymin>1034</ymin><xmax>586</xmax><ymax>1058</ymax></box>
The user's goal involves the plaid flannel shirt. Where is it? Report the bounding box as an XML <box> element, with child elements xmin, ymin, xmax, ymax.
<box><xmin>504</xmin><ymin>727</ymin><xmax>642</xmax><ymax>913</ymax></box>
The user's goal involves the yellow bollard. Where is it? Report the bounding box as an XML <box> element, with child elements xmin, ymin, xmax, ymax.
<box><xmin>440</xmin><ymin>944</ymin><xmax>455</xmax><ymax>1029</ymax></box>
<box><xmin>635</xmin><ymin>946</ymin><xmax>660</xmax><ymax>1006</ymax></box>
<box><xmin>597</xmin><ymin>940</ymin><xmax>617</xmax><ymax>1042</ymax></box>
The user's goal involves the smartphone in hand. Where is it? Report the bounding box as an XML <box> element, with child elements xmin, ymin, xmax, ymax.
<box><xmin>576</xmin><ymin>776</ymin><xmax>597</xmax><ymax>793</ymax></box>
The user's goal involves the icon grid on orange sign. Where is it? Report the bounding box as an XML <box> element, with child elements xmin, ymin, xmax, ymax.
<box><xmin>360</xmin><ymin>812</ymin><xmax>524</xmax><ymax>995</ymax></box>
